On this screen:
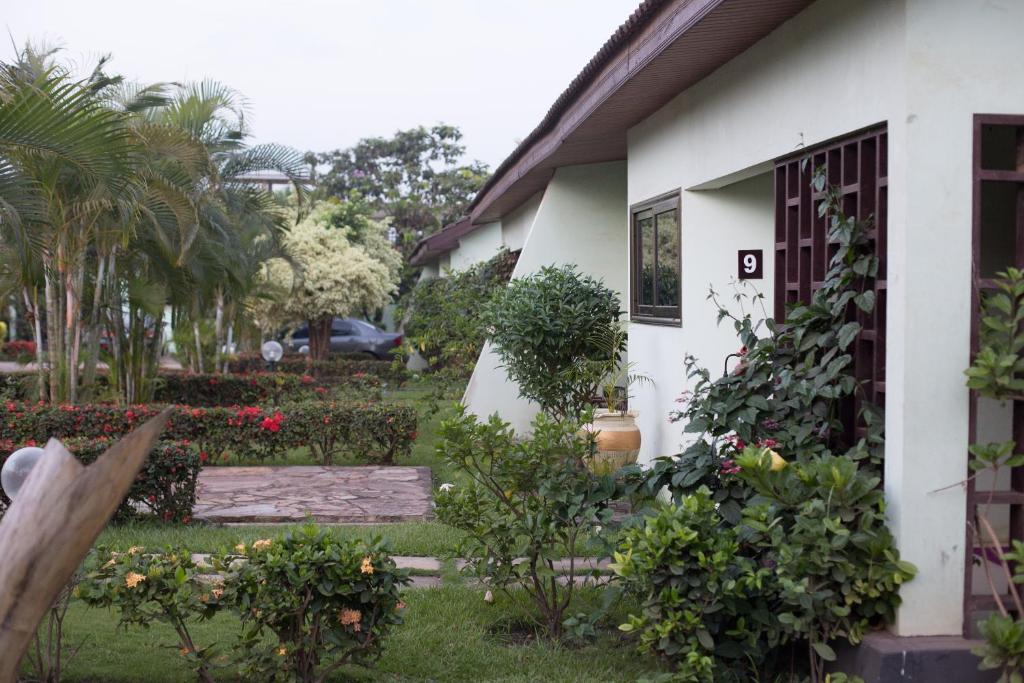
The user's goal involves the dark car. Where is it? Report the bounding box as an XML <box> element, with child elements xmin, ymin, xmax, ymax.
<box><xmin>284</xmin><ymin>318</ymin><xmax>403</xmax><ymax>359</ymax></box>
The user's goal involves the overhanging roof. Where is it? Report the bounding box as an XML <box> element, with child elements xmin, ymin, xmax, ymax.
<box><xmin>468</xmin><ymin>0</ymin><xmax>813</xmax><ymax>224</ymax></box>
<box><xmin>408</xmin><ymin>217</ymin><xmax>474</xmax><ymax>266</ymax></box>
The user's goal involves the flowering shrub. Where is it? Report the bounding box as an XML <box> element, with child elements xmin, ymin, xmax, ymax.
<box><xmin>78</xmin><ymin>546</ymin><xmax>222</xmax><ymax>683</ymax></box>
<box><xmin>0</xmin><ymin>400</ymin><xmax>417</xmax><ymax>465</ymax></box>
<box><xmin>0</xmin><ymin>438</ymin><xmax>199</xmax><ymax>522</ymax></box>
<box><xmin>0</xmin><ymin>339</ymin><xmax>36</xmax><ymax>360</ymax></box>
<box><xmin>230</xmin><ymin>354</ymin><xmax>408</xmax><ymax>385</ymax></box>
<box><xmin>218</xmin><ymin>525</ymin><xmax>409</xmax><ymax>682</ymax></box>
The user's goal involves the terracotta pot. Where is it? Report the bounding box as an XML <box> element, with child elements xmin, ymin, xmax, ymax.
<box><xmin>581</xmin><ymin>409</ymin><xmax>641</xmax><ymax>475</ymax></box>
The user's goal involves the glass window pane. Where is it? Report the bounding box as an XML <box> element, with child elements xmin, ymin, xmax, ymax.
<box><xmin>656</xmin><ymin>209</ymin><xmax>679</xmax><ymax>309</ymax></box>
<box><xmin>638</xmin><ymin>215</ymin><xmax>655</xmax><ymax>306</ymax></box>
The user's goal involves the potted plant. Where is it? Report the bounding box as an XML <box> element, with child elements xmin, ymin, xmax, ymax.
<box><xmin>581</xmin><ymin>323</ymin><xmax>652</xmax><ymax>474</ymax></box>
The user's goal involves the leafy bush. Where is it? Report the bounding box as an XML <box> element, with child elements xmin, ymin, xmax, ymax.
<box><xmin>220</xmin><ymin>526</ymin><xmax>409</xmax><ymax>682</ymax></box>
<box><xmin>154</xmin><ymin>372</ymin><xmax>330</xmax><ymax>406</ymax></box>
<box><xmin>230</xmin><ymin>354</ymin><xmax>409</xmax><ymax>385</ymax></box>
<box><xmin>613</xmin><ymin>488</ymin><xmax>774</xmax><ymax>682</ymax></box>
<box><xmin>399</xmin><ymin>248</ymin><xmax>519</xmax><ymax>374</ymax></box>
<box><xmin>483</xmin><ymin>264</ymin><xmax>623</xmax><ymax>421</ymax></box>
<box><xmin>78</xmin><ymin>546</ymin><xmax>222</xmax><ymax>682</ymax></box>
<box><xmin>0</xmin><ymin>438</ymin><xmax>200</xmax><ymax>522</ymax></box>
<box><xmin>435</xmin><ymin>409</ymin><xmax>615</xmax><ymax>638</ymax></box>
<box><xmin>614</xmin><ymin>454</ymin><xmax>913</xmax><ymax>683</ymax></box>
<box><xmin>0</xmin><ymin>400</ymin><xmax>417</xmax><ymax>465</ymax></box>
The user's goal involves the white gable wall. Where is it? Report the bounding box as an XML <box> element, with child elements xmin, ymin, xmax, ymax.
<box><xmin>449</xmin><ymin>221</ymin><xmax>502</xmax><ymax>272</ymax></box>
<box><xmin>501</xmin><ymin>191</ymin><xmax>544</xmax><ymax>252</ymax></box>
<box><xmin>463</xmin><ymin>161</ymin><xmax>628</xmax><ymax>432</ymax></box>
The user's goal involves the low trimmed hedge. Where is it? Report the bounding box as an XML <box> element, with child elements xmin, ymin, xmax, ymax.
<box><xmin>0</xmin><ymin>438</ymin><xmax>199</xmax><ymax>522</ymax></box>
<box><xmin>0</xmin><ymin>400</ymin><xmax>418</xmax><ymax>465</ymax></box>
<box><xmin>229</xmin><ymin>353</ymin><xmax>409</xmax><ymax>385</ymax></box>
<box><xmin>153</xmin><ymin>372</ymin><xmax>351</xmax><ymax>406</ymax></box>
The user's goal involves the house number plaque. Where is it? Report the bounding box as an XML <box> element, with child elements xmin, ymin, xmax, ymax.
<box><xmin>737</xmin><ymin>249</ymin><xmax>763</xmax><ymax>279</ymax></box>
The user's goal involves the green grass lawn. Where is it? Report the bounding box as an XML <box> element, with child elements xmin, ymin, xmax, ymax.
<box><xmin>96</xmin><ymin>521</ymin><xmax>464</xmax><ymax>557</ymax></box>
<box><xmin>48</xmin><ymin>587</ymin><xmax>661</xmax><ymax>682</ymax></box>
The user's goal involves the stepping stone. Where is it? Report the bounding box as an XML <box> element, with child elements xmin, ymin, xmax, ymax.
<box><xmin>394</xmin><ymin>555</ymin><xmax>442</xmax><ymax>571</ymax></box>
<box><xmin>193</xmin><ymin>465</ymin><xmax>434</xmax><ymax>524</ymax></box>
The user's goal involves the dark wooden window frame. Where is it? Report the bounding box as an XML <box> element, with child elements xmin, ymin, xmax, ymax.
<box><xmin>629</xmin><ymin>190</ymin><xmax>682</xmax><ymax>326</ymax></box>
<box><xmin>964</xmin><ymin>113</ymin><xmax>1024</xmax><ymax>633</ymax></box>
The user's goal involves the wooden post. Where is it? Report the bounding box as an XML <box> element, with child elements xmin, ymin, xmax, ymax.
<box><xmin>0</xmin><ymin>409</ymin><xmax>170</xmax><ymax>681</ymax></box>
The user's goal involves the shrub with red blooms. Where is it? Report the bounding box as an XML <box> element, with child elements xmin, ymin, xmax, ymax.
<box><xmin>0</xmin><ymin>400</ymin><xmax>417</xmax><ymax>466</ymax></box>
<box><xmin>229</xmin><ymin>354</ymin><xmax>408</xmax><ymax>385</ymax></box>
<box><xmin>0</xmin><ymin>438</ymin><xmax>199</xmax><ymax>522</ymax></box>
<box><xmin>0</xmin><ymin>339</ymin><xmax>36</xmax><ymax>360</ymax></box>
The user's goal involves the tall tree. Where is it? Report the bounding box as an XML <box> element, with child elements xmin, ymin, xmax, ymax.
<box><xmin>312</xmin><ymin>124</ymin><xmax>488</xmax><ymax>253</ymax></box>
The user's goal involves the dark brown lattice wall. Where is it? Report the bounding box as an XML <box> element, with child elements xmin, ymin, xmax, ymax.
<box><xmin>773</xmin><ymin>126</ymin><xmax>889</xmax><ymax>441</ymax></box>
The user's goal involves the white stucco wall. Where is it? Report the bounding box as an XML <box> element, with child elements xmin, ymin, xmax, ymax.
<box><xmin>501</xmin><ymin>191</ymin><xmax>544</xmax><ymax>252</ymax></box>
<box><xmin>450</xmin><ymin>221</ymin><xmax>502</xmax><ymax>272</ymax></box>
<box><xmin>625</xmin><ymin>0</ymin><xmax>1024</xmax><ymax>637</ymax></box>
<box><xmin>463</xmin><ymin>161</ymin><xmax>628</xmax><ymax>432</ymax></box>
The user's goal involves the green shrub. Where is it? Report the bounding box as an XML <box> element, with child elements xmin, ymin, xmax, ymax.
<box><xmin>612</xmin><ymin>488</ymin><xmax>773</xmax><ymax>682</ymax></box>
<box><xmin>229</xmin><ymin>354</ymin><xmax>409</xmax><ymax>385</ymax></box>
<box><xmin>220</xmin><ymin>526</ymin><xmax>409</xmax><ymax>682</ymax></box>
<box><xmin>483</xmin><ymin>264</ymin><xmax>622</xmax><ymax>421</ymax></box>
<box><xmin>0</xmin><ymin>438</ymin><xmax>200</xmax><ymax>522</ymax></box>
<box><xmin>435</xmin><ymin>409</ymin><xmax>615</xmax><ymax>638</ymax></box>
<box><xmin>153</xmin><ymin>372</ymin><xmax>331</xmax><ymax>406</ymax></box>
<box><xmin>0</xmin><ymin>400</ymin><xmax>417</xmax><ymax>465</ymax></box>
<box><xmin>399</xmin><ymin>248</ymin><xmax>519</xmax><ymax>374</ymax></box>
<box><xmin>78</xmin><ymin>546</ymin><xmax>223</xmax><ymax>683</ymax></box>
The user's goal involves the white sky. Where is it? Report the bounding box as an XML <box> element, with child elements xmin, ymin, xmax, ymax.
<box><xmin>4</xmin><ymin>0</ymin><xmax>640</xmax><ymax>170</ymax></box>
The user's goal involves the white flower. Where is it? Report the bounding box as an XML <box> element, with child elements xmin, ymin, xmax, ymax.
<box><xmin>439</xmin><ymin>483</ymin><xmax>454</xmax><ymax>492</ymax></box>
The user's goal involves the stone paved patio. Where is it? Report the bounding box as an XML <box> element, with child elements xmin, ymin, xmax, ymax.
<box><xmin>193</xmin><ymin>466</ymin><xmax>434</xmax><ymax>524</ymax></box>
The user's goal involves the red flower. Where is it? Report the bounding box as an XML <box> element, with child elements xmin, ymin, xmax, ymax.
<box><xmin>410</xmin><ymin>432</ymin><xmax>418</xmax><ymax>440</ymax></box>
<box><xmin>301</xmin><ymin>375</ymin><xmax>314</xmax><ymax>384</ymax></box>
<box><xmin>199</xmin><ymin>451</ymin><xmax>208</xmax><ymax>462</ymax></box>
<box><xmin>260</xmin><ymin>417</ymin><xmax>281</xmax><ymax>432</ymax></box>
<box><xmin>148</xmin><ymin>494</ymin><xmax>156</xmax><ymax>502</ymax></box>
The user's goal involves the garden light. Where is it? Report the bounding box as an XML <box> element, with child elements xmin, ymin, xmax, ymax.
<box><xmin>261</xmin><ymin>340</ymin><xmax>283</xmax><ymax>371</ymax></box>
<box><xmin>1</xmin><ymin>445</ymin><xmax>44</xmax><ymax>499</ymax></box>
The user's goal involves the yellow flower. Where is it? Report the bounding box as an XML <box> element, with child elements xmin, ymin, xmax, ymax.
<box><xmin>277</xmin><ymin>646</ymin><xmax>287</xmax><ymax>657</ymax></box>
<box><xmin>200</xmin><ymin>593</ymin><xmax>209</xmax><ymax>602</ymax></box>
<box><xmin>211</xmin><ymin>588</ymin><xmax>224</xmax><ymax>600</ymax></box>
<box><xmin>360</xmin><ymin>556</ymin><xmax>374</xmax><ymax>575</ymax></box>
<box><xmin>125</xmin><ymin>572</ymin><xmax>146</xmax><ymax>589</ymax></box>
<box><xmin>339</xmin><ymin>608</ymin><xmax>362</xmax><ymax>631</ymax></box>
<box><xmin>252</xmin><ymin>539</ymin><xmax>272</xmax><ymax>551</ymax></box>
<box><xmin>234</xmin><ymin>543</ymin><xmax>246</xmax><ymax>553</ymax></box>
<box><xmin>103</xmin><ymin>558</ymin><xmax>116</xmax><ymax>568</ymax></box>
<box><xmin>767</xmin><ymin>449</ymin><xmax>787</xmax><ymax>472</ymax></box>
<box><xmin>127</xmin><ymin>546</ymin><xmax>144</xmax><ymax>555</ymax></box>
<box><xmin>180</xmin><ymin>647</ymin><xmax>191</xmax><ymax>656</ymax></box>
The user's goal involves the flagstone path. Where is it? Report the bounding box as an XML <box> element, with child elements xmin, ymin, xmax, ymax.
<box><xmin>193</xmin><ymin>465</ymin><xmax>434</xmax><ymax>524</ymax></box>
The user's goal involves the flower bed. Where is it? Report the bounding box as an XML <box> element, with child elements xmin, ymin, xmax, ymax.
<box><xmin>0</xmin><ymin>400</ymin><xmax>418</xmax><ymax>465</ymax></box>
<box><xmin>229</xmin><ymin>353</ymin><xmax>408</xmax><ymax>385</ymax></box>
<box><xmin>0</xmin><ymin>438</ymin><xmax>199</xmax><ymax>522</ymax></box>
<box><xmin>0</xmin><ymin>339</ymin><xmax>36</xmax><ymax>361</ymax></box>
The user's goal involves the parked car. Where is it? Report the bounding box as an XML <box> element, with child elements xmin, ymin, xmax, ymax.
<box><xmin>283</xmin><ymin>318</ymin><xmax>403</xmax><ymax>359</ymax></box>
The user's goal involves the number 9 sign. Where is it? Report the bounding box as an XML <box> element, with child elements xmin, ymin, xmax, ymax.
<box><xmin>737</xmin><ymin>250</ymin><xmax>763</xmax><ymax>279</ymax></box>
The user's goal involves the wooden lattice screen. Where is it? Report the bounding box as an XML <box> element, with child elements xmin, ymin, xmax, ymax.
<box><xmin>773</xmin><ymin>126</ymin><xmax>889</xmax><ymax>441</ymax></box>
<box><xmin>965</xmin><ymin>114</ymin><xmax>1024</xmax><ymax>631</ymax></box>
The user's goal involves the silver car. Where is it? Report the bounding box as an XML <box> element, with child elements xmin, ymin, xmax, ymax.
<box><xmin>284</xmin><ymin>318</ymin><xmax>403</xmax><ymax>359</ymax></box>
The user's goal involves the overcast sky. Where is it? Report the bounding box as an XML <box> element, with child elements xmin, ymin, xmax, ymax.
<box><xmin>4</xmin><ymin>0</ymin><xmax>640</xmax><ymax>170</ymax></box>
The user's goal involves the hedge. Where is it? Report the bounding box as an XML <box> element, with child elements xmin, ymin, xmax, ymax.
<box><xmin>229</xmin><ymin>353</ymin><xmax>409</xmax><ymax>385</ymax></box>
<box><xmin>0</xmin><ymin>400</ymin><xmax>418</xmax><ymax>465</ymax></box>
<box><xmin>0</xmin><ymin>438</ymin><xmax>199</xmax><ymax>522</ymax></box>
<box><xmin>151</xmin><ymin>372</ymin><xmax>380</xmax><ymax>406</ymax></box>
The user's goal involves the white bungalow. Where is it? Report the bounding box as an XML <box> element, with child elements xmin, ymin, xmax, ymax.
<box><xmin>444</xmin><ymin>0</ymin><xmax>1024</xmax><ymax>676</ymax></box>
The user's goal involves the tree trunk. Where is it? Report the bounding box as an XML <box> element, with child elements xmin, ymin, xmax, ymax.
<box><xmin>43</xmin><ymin>255</ymin><xmax>61</xmax><ymax>403</ymax></box>
<box><xmin>22</xmin><ymin>287</ymin><xmax>46</xmax><ymax>402</ymax></box>
<box><xmin>213</xmin><ymin>288</ymin><xmax>224</xmax><ymax>374</ymax></box>
<box><xmin>82</xmin><ymin>254</ymin><xmax>107</xmax><ymax>394</ymax></box>
<box><xmin>308</xmin><ymin>317</ymin><xmax>332</xmax><ymax>363</ymax></box>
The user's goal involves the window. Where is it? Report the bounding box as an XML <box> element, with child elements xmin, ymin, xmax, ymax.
<box><xmin>331</xmin><ymin>320</ymin><xmax>356</xmax><ymax>336</ymax></box>
<box><xmin>630</xmin><ymin>192</ymin><xmax>681</xmax><ymax>324</ymax></box>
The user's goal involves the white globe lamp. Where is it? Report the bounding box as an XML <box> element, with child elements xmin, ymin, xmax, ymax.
<box><xmin>261</xmin><ymin>340</ymin><xmax>284</xmax><ymax>371</ymax></box>
<box><xmin>1</xmin><ymin>446</ymin><xmax>45</xmax><ymax>500</ymax></box>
